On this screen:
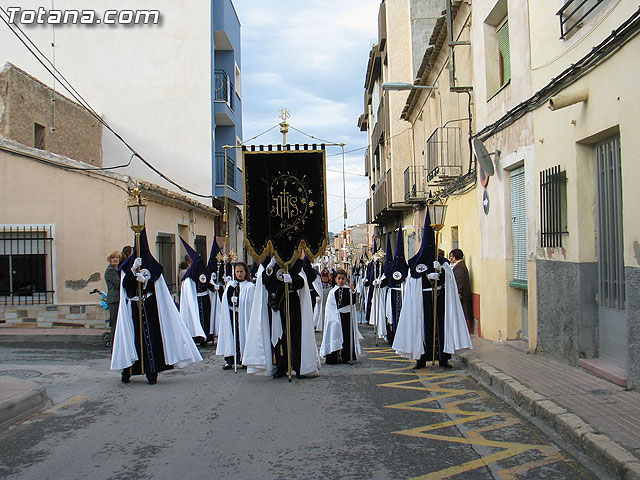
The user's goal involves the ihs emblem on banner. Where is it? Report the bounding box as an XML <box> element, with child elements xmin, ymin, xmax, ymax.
<box><xmin>269</xmin><ymin>170</ymin><xmax>315</xmax><ymax>241</ymax></box>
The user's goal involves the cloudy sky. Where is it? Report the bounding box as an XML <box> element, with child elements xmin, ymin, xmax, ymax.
<box><xmin>232</xmin><ymin>0</ymin><xmax>380</xmax><ymax>234</ymax></box>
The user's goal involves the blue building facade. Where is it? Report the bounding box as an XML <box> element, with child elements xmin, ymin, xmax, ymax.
<box><xmin>211</xmin><ymin>0</ymin><xmax>243</xmax><ymax>251</ymax></box>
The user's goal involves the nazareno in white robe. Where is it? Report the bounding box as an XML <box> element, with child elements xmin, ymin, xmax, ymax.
<box><xmin>216</xmin><ymin>279</ymin><xmax>255</xmax><ymax>359</ymax></box>
<box><xmin>392</xmin><ymin>264</ymin><xmax>472</xmax><ymax>360</ymax></box>
<box><xmin>178</xmin><ymin>278</ymin><xmax>208</xmax><ymax>339</ymax></box>
<box><xmin>298</xmin><ymin>269</ymin><xmax>322</xmax><ymax>375</ymax></box>
<box><xmin>320</xmin><ymin>286</ymin><xmax>362</xmax><ymax>358</ymax></box>
<box><xmin>242</xmin><ymin>265</ymin><xmax>276</xmax><ymax>376</ymax></box>
<box><xmin>242</xmin><ymin>265</ymin><xmax>320</xmax><ymax>376</ymax></box>
<box><xmin>110</xmin><ymin>275</ymin><xmax>203</xmax><ymax>371</ymax></box>
<box><xmin>311</xmin><ymin>273</ymin><xmax>324</xmax><ymax>331</ymax></box>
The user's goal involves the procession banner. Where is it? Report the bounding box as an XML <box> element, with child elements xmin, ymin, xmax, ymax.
<box><xmin>243</xmin><ymin>145</ymin><xmax>328</xmax><ymax>269</ymax></box>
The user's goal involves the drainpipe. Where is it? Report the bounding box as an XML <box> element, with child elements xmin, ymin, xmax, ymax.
<box><xmin>548</xmin><ymin>89</ymin><xmax>589</xmax><ymax>111</ymax></box>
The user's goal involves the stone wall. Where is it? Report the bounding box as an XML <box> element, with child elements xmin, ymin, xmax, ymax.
<box><xmin>0</xmin><ymin>63</ymin><xmax>102</xmax><ymax>166</ymax></box>
<box><xmin>0</xmin><ymin>304</ymin><xmax>109</xmax><ymax>329</ymax></box>
<box><xmin>536</xmin><ymin>259</ymin><xmax>598</xmax><ymax>365</ymax></box>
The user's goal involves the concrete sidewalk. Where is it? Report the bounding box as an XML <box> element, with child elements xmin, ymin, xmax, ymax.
<box><xmin>459</xmin><ymin>337</ymin><xmax>640</xmax><ymax>480</ymax></box>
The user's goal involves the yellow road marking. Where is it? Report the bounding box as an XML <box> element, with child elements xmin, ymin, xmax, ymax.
<box><xmin>369</xmin><ymin>348</ymin><xmax>568</xmax><ymax>479</ymax></box>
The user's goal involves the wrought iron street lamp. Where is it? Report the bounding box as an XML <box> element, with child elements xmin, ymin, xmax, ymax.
<box><xmin>428</xmin><ymin>194</ymin><xmax>447</xmax><ymax>365</ymax></box>
<box><xmin>126</xmin><ymin>186</ymin><xmax>147</xmax><ymax>374</ymax></box>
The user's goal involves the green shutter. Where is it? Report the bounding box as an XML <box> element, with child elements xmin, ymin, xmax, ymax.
<box><xmin>498</xmin><ymin>20</ymin><xmax>511</xmax><ymax>86</ymax></box>
<box><xmin>510</xmin><ymin>167</ymin><xmax>527</xmax><ymax>283</ymax></box>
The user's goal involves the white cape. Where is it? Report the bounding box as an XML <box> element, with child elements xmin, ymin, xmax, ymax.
<box><xmin>311</xmin><ymin>275</ymin><xmax>324</xmax><ymax>331</ymax></box>
<box><xmin>392</xmin><ymin>264</ymin><xmax>472</xmax><ymax>359</ymax></box>
<box><xmin>320</xmin><ymin>286</ymin><xmax>362</xmax><ymax>358</ymax></box>
<box><xmin>110</xmin><ymin>275</ymin><xmax>203</xmax><ymax>370</ymax></box>
<box><xmin>372</xmin><ymin>285</ymin><xmax>387</xmax><ymax>338</ymax></box>
<box><xmin>299</xmin><ymin>271</ymin><xmax>322</xmax><ymax>375</ymax></box>
<box><xmin>442</xmin><ymin>263</ymin><xmax>473</xmax><ymax>354</ymax></box>
<box><xmin>216</xmin><ymin>279</ymin><xmax>255</xmax><ymax>359</ymax></box>
<box><xmin>178</xmin><ymin>278</ymin><xmax>207</xmax><ymax>339</ymax></box>
<box><xmin>242</xmin><ymin>265</ymin><xmax>275</xmax><ymax>376</ymax></box>
<box><xmin>392</xmin><ymin>276</ymin><xmax>425</xmax><ymax>360</ymax></box>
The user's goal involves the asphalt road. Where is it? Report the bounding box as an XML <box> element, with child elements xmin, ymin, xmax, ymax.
<box><xmin>0</xmin><ymin>326</ymin><xmax>606</xmax><ymax>480</ymax></box>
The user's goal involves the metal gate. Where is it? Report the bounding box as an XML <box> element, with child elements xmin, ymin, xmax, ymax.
<box><xmin>596</xmin><ymin>135</ymin><xmax>626</xmax><ymax>368</ymax></box>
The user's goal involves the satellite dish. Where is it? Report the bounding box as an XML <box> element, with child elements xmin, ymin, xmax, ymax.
<box><xmin>472</xmin><ymin>138</ymin><xmax>500</xmax><ymax>177</ymax></box>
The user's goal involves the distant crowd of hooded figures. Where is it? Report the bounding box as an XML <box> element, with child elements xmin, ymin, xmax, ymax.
<box><xmin>103</xmin><ymin>218</ymin><xmax>472</xmax><ymax>385</ymax></box>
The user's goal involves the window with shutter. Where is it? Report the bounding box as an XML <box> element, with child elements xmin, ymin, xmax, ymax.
<box><xmin>497</xmin><ymin>19</ymin><xmax>511</xmax><ymax>87</ymax></box>
<box><xmin>510</xmin><ymin>167</ymin><xmax>527</xmax><ymax>285</ymax></box>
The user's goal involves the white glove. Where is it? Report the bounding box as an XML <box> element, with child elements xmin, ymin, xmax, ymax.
<box><xmin>315</xmin><ymin>296</ymin><xmax>321</xmax><ymax>304</ymax></box>
<box><xmin>268</xmin><ymin>257</ymin><xmax>277</xmax><ymax>269</ymax></box>
<box><xmin>282</xmin><ymin>273</ymin><xmax>292</xmax><ymax>284</ymax></box>
<box><xmin>373</xmin><ymin>279</ymin><xmax>380</xmax><ymax>286</ymax></box>
<box><xmin>230</xmin><ymin>280</ymin><xmax>238</xmax><ymax>288</ymax></box>
<box><xmin>433</xmin><ymin>261</ymin><xmax>442</xmax><ymax>272</ymax></box>
<box><xmin>134</xmin><ymin>272</ymin><xmax>147</xmax><ymax>284</ymax></box>
<box><xmin>210</xmin><ymin>273</ymin><xmax>217</xmax><ymax>285</ymax></box>
<box><xmin>231</xmin><ymin>296</ymin><xmax>238</xmax><ymax>305</ymax></box>
<box><xmin>379</xmin><ymin>274</ymin><xmax>386</xmax><ymax>282</ymax></box>
<box><xmin>427</xmin><ymin>272</ymin><xmax>439</xmax><ymax>282</ymax></box>
<box><xmin>213</xmin><ymin>284</ymin><xmax>219</xmax><ymax>291</ymax></box>
<box><xmin>132</xmin><ymin>257</ymin><xmax>142</xmax><ymax>270</ymax></box>
<box><xmin>223</xmin><ymin>276</ymin><xmax>232</xmax><ymax>284</ymax></box>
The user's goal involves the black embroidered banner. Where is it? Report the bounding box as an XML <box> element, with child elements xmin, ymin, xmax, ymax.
<box><xmin>243</xmin><ymin>146</ymin><xmax>328</xmax><ymax>269</ymax></box>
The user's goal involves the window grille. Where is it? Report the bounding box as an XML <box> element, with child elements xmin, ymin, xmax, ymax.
<box><xmin>497</xmin><ymin>19</ymin><xmax>511</xmax><ymax>87</ymax></box>
<box><xmin>540</xmin><ymin>166</ymin><xmax>567</xmax><ymax>247</ymax></box>
<box><xmin>0</xmin><ymin>225</ymin><xmax>55</xmax><ymax>305</ymax></box>
<box><xmin>557</xmin><ymin>0</ymin><xmax>608</xmax><ymax>39</ymax></box>
<box><xmin>156</xmin><ymin>233</ymin><xmax>176</xmax><ymax>294</ymax></box>
<box><xmin>596</xmin><ymin>136</ymin><xmax>624</xmax><ymax>310</ymax></box>
<box><xmin>510</xmin><ymin>168</ymin><xmax>527</xmax><ymax>284</ymax></box>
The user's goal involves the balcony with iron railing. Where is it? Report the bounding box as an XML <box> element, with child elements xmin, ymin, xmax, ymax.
<box><xmin>557</xmin><ymin>0</ymin><xmax>609</xmax><ymax>39</ymax></box>
<box><xmin>215</xmin><ymin>152</ymin><xmax>235</xmax><ymax>190</ymax></box>
<box><xmin>213</xmin><ymin>70</ymin><xmax>235</xmax><ymax>112</ymax></box>
<box><xmin>426</xmin><ymin>126</ymin><xmax>463</xmax><ymax>186</ymax></box>
<box><xmin>372</xmin><ymin>169</ymin><xmax>391</xmax><ymax>219</ymax></box>
<box><xmin>404</xmin><ymin>165</ymin><xmax>429</xmax><ymax>203</ymax></box>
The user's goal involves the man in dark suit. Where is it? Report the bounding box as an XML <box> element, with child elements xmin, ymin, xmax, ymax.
<box><xmin>449</xmin><ymin>249</ymin><xmax>473</xmax><ymax>334</ymax></box>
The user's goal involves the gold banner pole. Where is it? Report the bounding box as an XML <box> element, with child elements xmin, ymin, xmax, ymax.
<box><xmin>135</xmin><ymin>231</ymin><xmax>144</xmax><ymax>375</ymax></box>
<box><xmin>432</xmin><ymin>229</ymin><xmax>440</xmax><ymax>366</ymax></box>
<box><xmin>284</xmin><ymin>264</ymin><xmax>293</xmax><ymax>382</ymax></box>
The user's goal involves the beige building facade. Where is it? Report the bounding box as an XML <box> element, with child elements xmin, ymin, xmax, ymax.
<box><xmin>359</xmin><ymin>0</ymin><xmax>640</xmax><ymax>388</ymax></box>
<box><xmin>0</xmin><ymin>138</ymin><xmax>218</xmax><ymax>328</ymax></box>
<box><xmin>360</xmin><ymin>0</ymin><xmax>414</xmax><ymax>252</ymax></box>
<box><xmin>528</xmin><ymin>1</ymin><xmax>640</xmax><ymax>388</ymax></box>
<box><xmin>0</xmin><ymin>64</ymin><xmax>219</xmax><ymax>329</ymax></box>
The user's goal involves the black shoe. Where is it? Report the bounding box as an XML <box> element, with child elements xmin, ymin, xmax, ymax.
<box><xmin>121</xmin><ymin>371</ymin><xmax>131</xmax><ymax>383</ymax></box>
<box><xmin>272</xmin><ymin>369</ymin><xmax>286</xmax><ymax>378</ymax></box>
<box><xmin>146</xmin><ymin>373</ymin><xmax>158</xmax><ymax>385</ymax></box>
<box><xmin>295</xmin><ymin>373</ymin><xmax>307</xmax><ymax>379</ymax></box>
<box><xmin>222</xmin><ymin>364</ymin><xmax>233</xmax><ymax>370</ymax></box>
<box><xmin>414</xmin><ymin>361</ymin><xmax>426</xmax><ymax>370</ymax></box>
<box><xmin>439</xmin><ymin>360</ymin><xmax>452</xmax><ymax>369</ymax></box>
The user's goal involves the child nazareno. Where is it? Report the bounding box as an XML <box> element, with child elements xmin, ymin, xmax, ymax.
<box><xmin>320</xmin><ymin>268</ymin><xmax>361</xmax><ymax>364</ymax></box>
